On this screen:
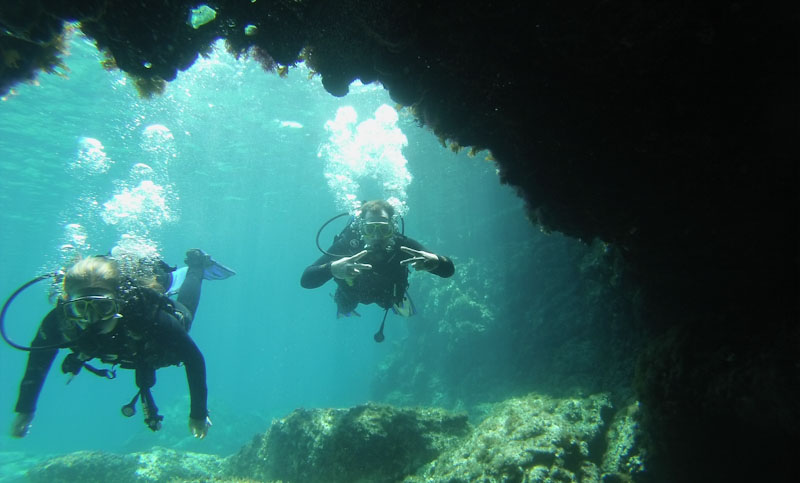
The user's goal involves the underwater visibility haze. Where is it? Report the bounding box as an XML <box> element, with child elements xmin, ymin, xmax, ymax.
<box><xmin>0</xmin><ymin>32</ymin><xmax>637</xmax><ymax>481</ymax></box>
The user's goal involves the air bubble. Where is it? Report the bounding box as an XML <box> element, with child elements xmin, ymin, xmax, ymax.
<box><xmin>319</xmin><ymin>104</ymin><xmax>411</xmax><ymax>215</ymax></box>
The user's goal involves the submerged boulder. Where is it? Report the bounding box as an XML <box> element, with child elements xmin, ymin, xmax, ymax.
<box><xmin>26</xmin><ymin>446</ymin><xmax>226</xmax><ymax>483</ymax></box>
<box><xmin>409</xmin><ymin>393</ymin><xmax>645</xmax><ymax>482</ymax></box>
<box><xmin>226</xmin><ymin>402</ymin><xmax>471</xmax><ymax>483</ymax></box>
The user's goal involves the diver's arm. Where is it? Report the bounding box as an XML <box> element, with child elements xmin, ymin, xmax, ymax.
<box><xmin>301</xmin><ymin>252</ymin><xmax>337</xmax><ymax>288</ymax></box>
<box><xmin>302</xmin><ymin>232</ymin><xmax>360</xmax><ymax>288</ymax></box>
<box><xmin>430</xmin><ymin>255</ymin><xmax>455</xmax><ymax>278</ymax></box>
<box><xmin>181</xmin><ymin>339</ymin><xmax>208</xmax><ymax>421</ymax></box>
<box><xmin>400</xmin><ymin>237</ymin><xmax>455</xmax><ymax>278</ymax></box>
<box><xmin>161</xmin><ymin>318</ymin><xmax>208</xmax><ymax>420</ymax></box>
<box><xmin>14</xmin><ymin>310</ymin><xmax>63</xmax><ymax>415</ymax></box>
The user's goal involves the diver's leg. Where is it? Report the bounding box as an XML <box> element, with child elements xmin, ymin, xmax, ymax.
<box><xmin>334</xmin><ymin>288</ymin><xmax>359</xmax><ymax>317</ymax></box>
<box><xmin>178</xmin><ymin>250</ymin><xmax>207</xmax><ymax>319</ymax></box>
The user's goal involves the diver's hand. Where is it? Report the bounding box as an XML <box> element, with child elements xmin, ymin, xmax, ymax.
<box><xmin>330</xmin><ymin>250</ymin><xmax>372</xmax><ymax>283</ymax></box>
<box><xmin>10</xmin><ymin>412</ymin><xmax>34</xmax><ymax>438</ymax></box>
<box><xmin>400</xmin><ymin>247</ymin><xmax>440</xmax><ymax>272</ymax></box>
<box><xmin>189</xmin><ymin>416</ymin><xmax>212</xmax><ymax>439</ymax></box>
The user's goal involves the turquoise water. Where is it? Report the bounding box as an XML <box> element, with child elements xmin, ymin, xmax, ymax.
<box><xmin>0</xmin><ymin>32</ymin><xmax>538</xmax><ymax>462</ymax></box>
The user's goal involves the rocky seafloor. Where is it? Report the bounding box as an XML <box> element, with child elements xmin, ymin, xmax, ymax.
<box><xmin>11</xmin><ymin>393</ymin><xmax>643</xmax><ymax>482</ymax></box>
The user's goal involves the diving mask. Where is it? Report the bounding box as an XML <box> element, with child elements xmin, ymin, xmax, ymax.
<box><xmin>362</xmin><ymin>221</ymin><xmax>394</xmax><ymax>239</ymax></box>
<box><xmin>63</xmin><ymin>295</ymin><xmax>120</xmax><ymax>327</ymax></box>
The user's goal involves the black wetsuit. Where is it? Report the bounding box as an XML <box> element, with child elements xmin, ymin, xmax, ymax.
<box><xmin>301</xmin><ymin>227</ymin><xmax>455</xmax><ymax>313</ymax></box>
<box><xmin>14</xmin><ymin>266</ymin><xmax>208</xmax><ymax>421</ymax></box>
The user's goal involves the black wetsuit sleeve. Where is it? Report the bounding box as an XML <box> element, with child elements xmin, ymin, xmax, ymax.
<box><xmin>301</xmin><ymin>252</ymin><xmax>336</xmax><ymax>288</ymax></box>
<box><xmin>301</xmin><ymin>234</ymin><xmax>352</xmax><ymax>288</ymax></box>
<box><xmin>401</xmin><ymin>237</ymin><xmax>455</xmax><ymax>278</ymax></box>
<box><xmin>14</xmin><ymin>310</ymin><xmax>65</xmax><ymax>414</ymax></box>
<box><xmin>156</xmin><ymin>312</ymin><xmax>208</xmax><ymax>419</ymax></box>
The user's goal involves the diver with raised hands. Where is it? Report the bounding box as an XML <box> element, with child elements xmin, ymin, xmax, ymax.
<box><xmin>301</xmin><ymin>199</ymin><xmax>454</xmax><ymax>341</ymax></box>
<box><xmin>6</xmin><ymin>249</ymin><xmax>234</xmax><ymax>439</ymax></box>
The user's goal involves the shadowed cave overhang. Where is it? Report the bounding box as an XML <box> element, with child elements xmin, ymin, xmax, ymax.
<box><xmin>1</xmin><ymin>2</ymin><xmax>796</xmax><ymax>321</ymax></box>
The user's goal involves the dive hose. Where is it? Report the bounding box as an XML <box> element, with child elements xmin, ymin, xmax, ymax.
<box><xmin>316</xmin><ymin>211</ymin><xmax>405</xmax><ymax>257</ymax></box>
<box><xmin>0</xmin><ymin>272</ymin><xmax>70</xmax><ymax>351</ymax></box>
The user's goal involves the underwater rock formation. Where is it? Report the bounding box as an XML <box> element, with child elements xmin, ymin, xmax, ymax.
<box><xmin>226</xmin><ymin>402</ymin><xmax>471</xmax><ymax>483</ymax></box>
<box><xmin>409</xmin><ymin>393</ymin><xmax>643</xmax><ymax>482</ymax></box>
<box><xmin>23</xmin><ymin>394</ymin><xmax>643</xmax><ymax>482</ymax></box>
<box><xmin>1</xmin><ymin>1</ymin><xmax>796</xmax><ymax>480</ymax></box>
<box><xmin>0</xmin><ymin>451</ymin><xmax>52</xmax><ymax>481</ymax></box>
<box><xmin>26</xmin><ymin>446</ymin><xmax>226</xmax><ymax>482</ymax></box>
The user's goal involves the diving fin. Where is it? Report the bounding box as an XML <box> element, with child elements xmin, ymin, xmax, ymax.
<box><xmin>330</xmin><ymin>291</ymin><xmax>360</xmax><ymax>318</ymax></box>
<box><xmin>202</xmin><ymin>260</ymin><xmax>236</xmax><ymax>280</ymax></box>
<box><xmin>337</xmin><ymin>308</ymin><xmax>361</xmax><ymax>318</ymax></box>
<box><xmin>391</xmin><ymin>291</ymin><xmax>417</xmax><ymax>317</ymax></box>
<box><xmin>184</xmin><ymin>249</ymin><xmax>236</xmax><ymax>281</ymax></box>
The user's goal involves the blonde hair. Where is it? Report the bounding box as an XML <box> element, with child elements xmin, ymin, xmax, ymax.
<box><xmin>62</xmin><ymin>256</ymin><xmax>122</xmax><ymax>298</ymax></box>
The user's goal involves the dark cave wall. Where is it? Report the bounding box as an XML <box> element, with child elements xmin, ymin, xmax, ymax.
<box><xmin>1</xmin><ymin>1</ymin><xmax>797</xmax><ymax>480</ymax></box>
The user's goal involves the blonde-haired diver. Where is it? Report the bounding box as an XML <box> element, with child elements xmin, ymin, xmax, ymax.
<box><xmin>9</xmin><ymin>249</ymin><xmax>233</xmax><ymax>439</ymax></box>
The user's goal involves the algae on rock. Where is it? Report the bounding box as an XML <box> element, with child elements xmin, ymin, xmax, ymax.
<box><xmin>226</xmin><ymin>402</ymin><xmax>471</xmax><ymax>483</ymax></box>
<box><xmin>408</xmin><ymin>393</ymin><xmax>644</xmax><ymax>482</ymax></box>
<box><xmin>26</xmin><ymin>446</ymin><xmax>226</xmax><ymax>483</ymax></box>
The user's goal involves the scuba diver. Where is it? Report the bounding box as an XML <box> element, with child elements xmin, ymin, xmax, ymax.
<box><xmin>6</xmin><ymin>249</ymin><xmax>234</xmax><ymax>439</ymax></box>
<box><xmin>301</xmin><ymin>199</ymin><xmax>454</xmax><ymax>341</ymax></box>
